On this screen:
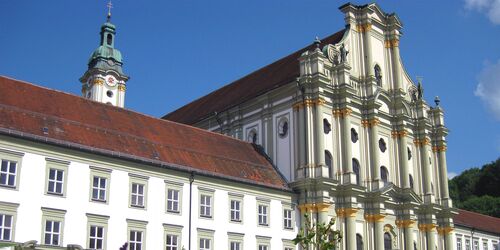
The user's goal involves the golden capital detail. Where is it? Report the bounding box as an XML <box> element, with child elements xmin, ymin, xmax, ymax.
<box><xmin>292</xmin><ymin>98</ymin><xmax>326</xmax><ymax>110</ymax></box>
<box><xmin>384</xmin><ymin>39</ymin><xmax>400</xmax><ymax>48</ymax></box>
<box><xmin>332</xmin><ymin>108</ymin><xmax>352</xmax><ymax>118</ymax></box>
<box><xmin>437</xmin><ymin>226</ymin><xmax>454</xmax><ymax>235</ymax></box>
<box><xmin>118</xmin><ymin>84</ymin><xmax>126</xmax><ymax>92</ymax></box>
<box><xmin>432</xmin><ymin>145</ymin><xmax>447</xmax><ymax>152</ymax></box>
<box><xmin>396</xmin><ymin>219</ymin><xmax>416</xmax><ymax>228</ymax></box>
<box><xmin>356</xmin><ymin>23</ymin><xmax>372</xmax><ymax>33</ymax></box>
<box><xmin>414</xmin><ymin>138</ymin><xmax>431</xmax><ymax>147</ymax></box>
<box><xmin>93</xmin><ymin>78</ymin><xmax>104</xmax><ymax>86</ymax></box>
<box><xmin>298</xmin><ymin>203</ymin><xmax>331</xmax><ymax>213</ymax></box>
<box><xmin>361</xmin><ymin>118</ymin><xmax>380</xmax><ymax>128</ymax></box>
<box><xmin>418</xmin><ymin>223</ymin><xmax>437</xmax><ymax>232</ymax></box>
<box><xmin>364</xmin><ymin>214</ymin><xmax>386</xmax><ymax>222</ymax></box>
<box><xmin>391</xmin><ymin>130</ymin><xmax>408</xmax><ymax>138</ymax></box>
<box><xmin>336</xmin><ymin>208</ymin><xmax>358</xmax><ymax>217</ymax></box>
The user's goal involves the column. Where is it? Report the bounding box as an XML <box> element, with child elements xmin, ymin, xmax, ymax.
<box><xmin>437</xmin><ymin>145</ymin><xmax>450</xmax><ymax>200</ymax></box>
<box><xmin>420</xmin><ymin>139</ymin><xmax>432</xmax><ymax>196</ymax></box>
<box><xmin>371</xmin><ymin>215</ymin><xmax>385</xmax><ymax>250</ymax></box>
<box><xmin>344</xmin><ymin>208</ymin><xmax>358</xmax><ymax>250</ymax></box>
<box><xmin>340</xmin><ymin>109</ymin><xmax>353</xmax><ymax>183</ymax></box>
<box><xmin>317</xmin><ymin>203</ymin><xmax>331</xmax><ymax>225</ymax></box>
<box><xmin>295</xmin><ymin>103</ymin><xmax>306</xmax><ymax>177</ymax></box>
<box><xmin>388</xmin><ymin>35</ymin><xmax>402</xmax><ymax>90</ymax></box>
<box><xmin>315</xmin><ymin>101</ymin><xmax>326</xmax><ymax>176</ymax></box>
<box><xmin>420</xmin><ymin>224</ymin><xmax>437</xmax><ymax>250</ymax></box>
<box><xmin>443</xmin><ymin>227</ymin><xmax>454</xmax><ymax>250</ymax></box>
<box><xmin>398</xmin><ymin>220</ymin><xmax>415</xmax><ymax>250</ymax></box>
<box><xmin>367</xmin><ymin>119</ymin><xmax>381</xmax><ymax>190</ymax></box>
<box><xmin>361</xmin><ymin>22</ymin><xmax>374</xmax><ymax>77</ymax></box>
<box><xmin>398</xmin><ymin>130</ymin><xmax>410</xmax><ymax>188</ymax></box>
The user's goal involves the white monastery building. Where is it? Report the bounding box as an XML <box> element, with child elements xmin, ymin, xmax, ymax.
<box><xmin>0</xmin><ymin>2</ymin><xmax>499</xmax><ymax>250</ymax></box>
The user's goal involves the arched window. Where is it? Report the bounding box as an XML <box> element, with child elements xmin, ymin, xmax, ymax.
<box><xmin>106</xmin><ymin>34</ymin><xmax>113</xmax><ymax>46</ymax></box>
<box><xmin>325</xmin><ymin>150</ymin><xmax>333</xmax><ymax>178</ymax></box>
<box><xmin>409</xmin><ymin>174</ymin><xmax>414</xmax><ymax>189</ymax></box>
<box><xmin>247</xmin><ymin>129</ymin><xmax>257</xmax><ymax>144</ymax></box>
<box><xmin>381</xmin><ymin>166</ymin><xmax>389</xmax><ymax>186</ymax></box>
<box><xmin>278</xmin><ymin>118</ymin><xmax>289</xmax><ymax>138</ymax></box>
<box><xmin>374</xmin><ymin>65</ymin><xmax>382</xmax><ymax>86</ymax></box>
<box><xmin>356</xmin><ymin>234</ymin><xmax>363</xmax><ymax>250</ymax></box>
<box><xmin>323</xmin><ymin>118</ymin><xmax>331</xmax><ymax>134</ymax></box>
<box><xmin>351</xmin><ymin>128</ymin><xmax>359</xmax><ymax>143</ymax></box>
<box><xmin>384</xmin><ymin>232</ymin><xmax>392</xmax><ymax>250</ymax></box>
<box><xmin>352</xmin><ymin>158</ymin><xmax>360</xmax><ymax>185</ymax></box>
<box><xmin>407</xmin><ymin>147</ymin><xmax>412</xmax><ymax>160</ymax></box>
<box><xmin>414</xmin><ymin>241</ymin><xmax>417</xmax><ymax>250</ymax></box>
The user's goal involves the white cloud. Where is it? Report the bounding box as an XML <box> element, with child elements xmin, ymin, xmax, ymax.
<box><xmin>464</xmin><ymin>0</ymin><xmax>500</xmax><ymax>24</ymax></box>
<box><xmin>474</xmin><ymin>60</ymin><xmax>500</xmax><ymax>120</ymax></box>
<box><xmin>448</xmin><ymin>172</ymin><xmax>458</xmax><ymax>179</ymax></box>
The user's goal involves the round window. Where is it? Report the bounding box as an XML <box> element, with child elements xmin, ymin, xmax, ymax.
<box><xmin>106</xmin><ymin>90</ymin><xmax>113</xmax><ymax>98</ymax></box>
<box><xmin>278</xmin><ymin>119</ymin><xmax>289</xmax><ymax>138</ymax></box>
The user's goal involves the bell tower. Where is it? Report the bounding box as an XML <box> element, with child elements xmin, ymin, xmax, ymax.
<box><xmin>80</xmin><ymin>1</ymin><xmax>129</xmax><ymax>107</ymax></box>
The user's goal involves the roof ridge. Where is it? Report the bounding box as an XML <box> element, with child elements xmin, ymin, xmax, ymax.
<box><xmin>459</xmin><ymin>209</ymin><xmax>500</xmax><ymax>220</ymax></box>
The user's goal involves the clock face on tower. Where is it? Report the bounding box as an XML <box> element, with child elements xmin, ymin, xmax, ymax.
<box><xmin>106</xmin><ymin>75</ymin><xmax>117</xmax><ymax>87</ymax></box>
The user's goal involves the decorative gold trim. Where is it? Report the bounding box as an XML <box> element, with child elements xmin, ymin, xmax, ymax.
<box><xmin>414</xmin><ymin>138</ymin><xmax>431</xmax><ymax>147</ymax></box>
<box><xmin>418</xmin><ymin>223</ymin><xmax>437</xmax><ymax>232</ymax></box>
<box><xmin>396</xmin><ymin>220</ymin><xmax>416</xmax><ymax>228</ymax></box>
<box><xmin>432</xmin><ymin>145</ymin><xmax>447</xmax><ymax>152</ymax></box>
<box><xmin>298</xmin><ymin>203</ymin><xmax>331</xmax><ymax>213</ymax></box>
<box><xmin>384</xmin><ymin>39</ymin><xmax>400</xmax><ymax>48</ymax></box>
<box><xmin>292</xmin><ymin>98</ymin><xmax>326</xmax><ymax>110</ymax></box>
<box><xmin>336</xmin><ymin>208</ymin><xmax>358</xmax><ymax>217</ymax></box>
<box><xmin>437</xmin><ymin>226</ymin><xmax>454</xmax><ymax>235</ymax></box>
<box><xmin>332</xmin><ymin>108</ymin><xmax>352</xmax><ymax>118</ymax></box>
<box><xmin>118</xmin><ymin>84</ymin><xmax>126</xmax><ymax>92</ymax></box>
<box><xmin>93</xmin><ymin>78</ymin><xmax>104</xmax><ymax>86</ymax></box>
<box><xmin>361</xmin><ymin>118</ymin><xmax>380</xmax><ymax>128</ymax></box>
<box><xmin>364</xmin><ymin>214</ymin><xmax>386</xmax><ymax>222</ymax></box>
<box><xmin>391</xmin><ymin>130</ymin><xmax>408</xmax><ymax>138</ymax></box>
<box><xmin>356</xmin><ymin>23</ymin><xmax>372</xmax><ymax>33</ymax></box>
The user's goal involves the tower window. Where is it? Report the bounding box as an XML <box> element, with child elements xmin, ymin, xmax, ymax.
<box><xmin>278</xmin><ymin>118</ymin><xmax>289</xmax><ymax>138</ymax></box>
<box><xmin>325</xmin><ymin>150</ymin><xmax>333</xmax><ymax>178</ymax></box>
<box><xmin>407</xmin><ymin>147</ymin><xmax>412</xmax><ymax>160</ymax></box>
<box><xmin>374</xmin><ymin>65</ymin><xmax>382</xmax><ymax>86</ymax></box>
<box><xmin>379</xmin><ymin>138</ymin><xmax>387</xmax><ymax>152</ymax></box>
<box><xmin>323</xmin><ymin>119</ymin><xmax>331</xmax><ymax>134</ymax></box>
<box><xmin>106</xmin><ymin>34</ymin><xmax>113</xmax><ymax>46</ymax></box>
<box><xmin>352</xmin><ymin>158</ymin><xmax>360</xmax><ymax>185</ymax></box>
<box><xmin>106</xmin><ymin>90</ymin><xmax>113</xmax><ymax>98</ymax></box>
<box><xmin>351</xmin><ymin>128</ymin><xmax>358</xmax><ymax>143</ymax></box>
<box><xmin>381</xmin><ymin>166</ymin><xmax>389</xmax><ymax>186</ymax></box>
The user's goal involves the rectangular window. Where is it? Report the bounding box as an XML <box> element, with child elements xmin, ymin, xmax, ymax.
<box><xmin>457</xmin><ymin>239</ymin><xmax>462</xmax><ymax>250</ymax></box>
<box><xmin>167</xmin><ymin>189</ymin><xmax>180</xmax><ymax>212</ymax></box>
<box><xmin>92</xmin><ymin>176</ymin><xmax>107</xmax><ymax>201</ymax></box>
<box><xmin>483</xmin><ymin>242</ymin><xmax>488</xmax><ymax>250</ymax></box>
<box><xmin>166</xmin><ymin>234</ymin><xmax>179</xmax><ymax>250</ymax></box>
<box><xmin>0</xmin><ymin>160</ymin><xmax>17</xmax><ymax>188</ymax></box>
<box><xmin>89</xmin><ymin>225</ymin><xmax>105</xmax><ymax>250</ymax></box>
<box><xmin>230</xmin><ymin>241</ymin><xmax>241</xmax><ymax>250</ymax></box>
<box><xmin>283</xmin><ymin>209</ymin><xmax>293</xmax><ymax>229</ymax></box>
<box><xmin>474</xmin><ymin>241</ymin><xmax>479</xmax><ymax>250</ymax></box>
<box><xmin>131</xmin><ymin>183</ymin><xmax>145</xmax><ymax>207</ymax></box>
<box><xmin>258</xmin><ymin>204</ymin><xmax>268</xmax><ymax>226</ymax></box>
<box><xmin>200</xmin><ymin>238</ymin><xmax>211</xmax><ymax>250</ymax></box>
<box><xmin>129</xmin><ymin>230</ymin><xmax>143</xmax><ymax>250</ymax></box>
<box><xmin>47</xmin><ymin>168</ymin><xmax>64</xmax><ymax>194</ymax></box>
<box><xmin>200</xmin><ymin>194</ymin><xmax>212</xmax><ymax>218</ymax></box>
<box><xmin>0</xmin><ymin>214</ymin><xmax>13</xmax><ymax>241</ymax></box>
<box><xmin>466</xmin><ymin>239</ymin><xmax>471</xmax><ymax>250</ymax></box>
<box><xmin>258</xmin><ymin>245</ymin><xmax>269</xmax><ymax>250</ymax></box>
<box><xmin>230</xmin><ymin>200</ymin><xmax>241</xmax><ymax>222</ymax></box>
<box><xmin>0</xmin><ymin>149</ymin><xmax>23</xmax><ymax>190</ymax></box>
<box><xmin>89</xmin><ymin>166</ymin><xmax>111</xmax><ymax>203</ymax></box>
<box><xmin>44</xmin><ymin>220</ymin><xmax>61</xmax><ymax>246</ymax></box>
<box><xmin>87</xmin><ymin>213</ymin><xmax>109</xmax><ymax>250</ymax></box>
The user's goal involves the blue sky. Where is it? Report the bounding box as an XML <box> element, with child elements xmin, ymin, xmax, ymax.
<box><xmin>1</xmin><ymin>0</ymin><xmax>499</xmax><ymax>177</ymax></box>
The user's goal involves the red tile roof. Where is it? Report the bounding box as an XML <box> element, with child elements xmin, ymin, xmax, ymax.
<box><xmin>162</xmin><ymin>29</ymin><xmax>346</xmax><ymax>124</ymax></box>
<box><xmin>454</xmin><ymin>209</ymin><xmax>500</xmax><ymax>234</ymax></box>
<box><xmin>0</xmin><ymin>76</ymin><xmax>289</xmax><ymax>191</ymax></box>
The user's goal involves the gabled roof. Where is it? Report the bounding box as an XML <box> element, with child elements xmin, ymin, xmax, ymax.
<box><xmin>0</xmin><ymin>76</ymin><xmax>289</xmax><ymax>191</ymax></box>
<box><xmin>162</xmin><ymin>29</ymin><xmax>346</xmax><ymax>125</ymax></box>
<box><xmin>454</xmin><ymin>209</ymin><xmax>500</xmax><ymax>234</ymax></box>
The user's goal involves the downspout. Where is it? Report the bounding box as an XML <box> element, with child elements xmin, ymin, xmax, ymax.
<box><xmin>189</xmin><ymin>172</ymin><xmax>195</xmax><ymax>250</ymax></box>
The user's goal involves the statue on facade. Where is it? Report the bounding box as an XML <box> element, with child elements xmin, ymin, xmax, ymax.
<box><xmin>340</xmin><ymin>43</ymin><xmax>349</xmax><ymax>63</ymax></box>
<box><xmin>417</xmin><ymin>81</ymin><xmax>424</xmax><ymax>100</ymax></box>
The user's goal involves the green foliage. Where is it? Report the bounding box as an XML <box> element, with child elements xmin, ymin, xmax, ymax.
<box><xmin>293</xmin><ymin>213</ymin><xmax>342</xmax><ymax>250</ymax></box>
<box><xmin>448</xmin><ymin>158</ymin><xmax>500</xmax><ymax>217</ymax></box>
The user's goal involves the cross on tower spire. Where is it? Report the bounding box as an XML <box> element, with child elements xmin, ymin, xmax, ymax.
<box><xmin>106</xmin><ymin>0</ymin><xmax>113</xmax><ymax>21</ymax></box>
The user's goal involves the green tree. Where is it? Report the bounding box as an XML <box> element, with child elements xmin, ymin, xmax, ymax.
<box><xmin>475</xmin><ymin>159</ymin><xmax>500</xmax><ymax>197</ymax></box>
<box><xmin>461</xmin><ymin>195</ymin><xmax>500</xmax><ymax>218</ymax></box>
<box><xmin>293</xmin><ymin>213</ymin><xmax>342</xmax><ymax>250</ymax></box>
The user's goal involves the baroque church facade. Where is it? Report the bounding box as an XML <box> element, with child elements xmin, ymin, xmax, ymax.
<box><xmin>1</xmin><ymin>2</ymin><xmax>499</xmax><ymax>250</ymax></box>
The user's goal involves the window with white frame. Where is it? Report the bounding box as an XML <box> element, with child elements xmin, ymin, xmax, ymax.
<box><xmin>129</xmin><ymin>230</ymin><xmax>143</xmax><ymax>250</ymax></box>
<box><xmin>466</xmin><ymin>239</ymin><xmax>471</xmax><ymax>250</ymax></box>
<box><xmin>41</xmin><ymin>207</ymin><xmax>66</xmax><ymax>247</ymax></box>
<box><xmin>283</xmin><ymin>239</ymin><xmax>295</xmax><ymax>250</ymax></box>
<box><xmin>483</xmin><ymin>242</ymin><xmax>488</xmax><ymax>250</ymax></box>
<box><xmin>129</xmin><ymin>174</ymin><xmax>149</xmax><ymax>209</ymax></box>
<box><xmin>198</xmin><ymin>229</ymin><xmax>214</xmax><ymax>250</ymax></box>
<box><xmin>164</xmin><ymin>223</ymin><xmax>182</xmax><ymax>250</ymax></box>
<box><xmin>230</xmin><ymin>199</ymin><xmax>241</xmax><ymax>222</ymax></box>
<box><xmin>283</xmin><ymin>208</ymin><xmax>293</xmax><ymax>229</ymax></box>
<box><xmin>0</xmin><ymin>149</ymin><xmax>23</xmax><ymax>190</ymax></box>
<box><xmin>457</xmin><ymin>237</ymin><xmax>462</xmax><ymax>250</ymax></box>
<box><xmin>45</xmin><ymin>158</ymin><xmax>69</xmax><ymax>196</ymax></box>
<box><xmin>473</xmin><ymin>241</ymin><xmax>479</xmax><ymax>250</ymax></box>
<box><xmin>89</xmin><ymin>167</ymin><xmax>111</xmax><ymax>203</ymax></box>
<box><xmin>0</xmin><ymin>202</ymin><xmax>18</xmax><ymax>241</ymax></box>
<box><xmin>199</xmin><ymin>188</ymin><xmax>214</xmax><ymax>218</ymax></box>
<box><xmin>167</xmin><ymin>189</ymin><xmax>180</xmax><ymax>213</ymax></box>
<box><xmin>228</xmin><ymin>232</ymin><xmax>243</xmax><ymax>250</ymax></box>
<box><xmin>258</xmin><ymin>202</ymin><xmax>269</xmax><ymax>226</ymax></box>
<box><xmin>87</xmin><ymin>213</ymin><xmax>108</xmax><ymax>250</ymax></box>
<box><xmin>200</xmin><ymin>238</ymin><xmax>211</xmax><ymax>250</ymax></box>
<box><xmin>230</xmin><ymin>241</ymin><xmax>241</xmax><ymax>250</ymax></box>
<box><xmin>258</xmin><ymin>245</ymin><xmax>269</xmax><ymax>250</ymax></box>
<box><xmin>127</xmin><ymin>219</ymin><xmax>147</xmax><ymax>250</ymax></box>
<box><xmin>257</xmin><ymin>236</ymin><xmax>271</xmax><ymax>250</ymax></box>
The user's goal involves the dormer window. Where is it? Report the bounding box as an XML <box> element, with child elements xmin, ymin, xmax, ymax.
<box><xmin>106</xmin><ymin>34</ymin><xmax>113</xmax><ymax>46</ymax></box>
